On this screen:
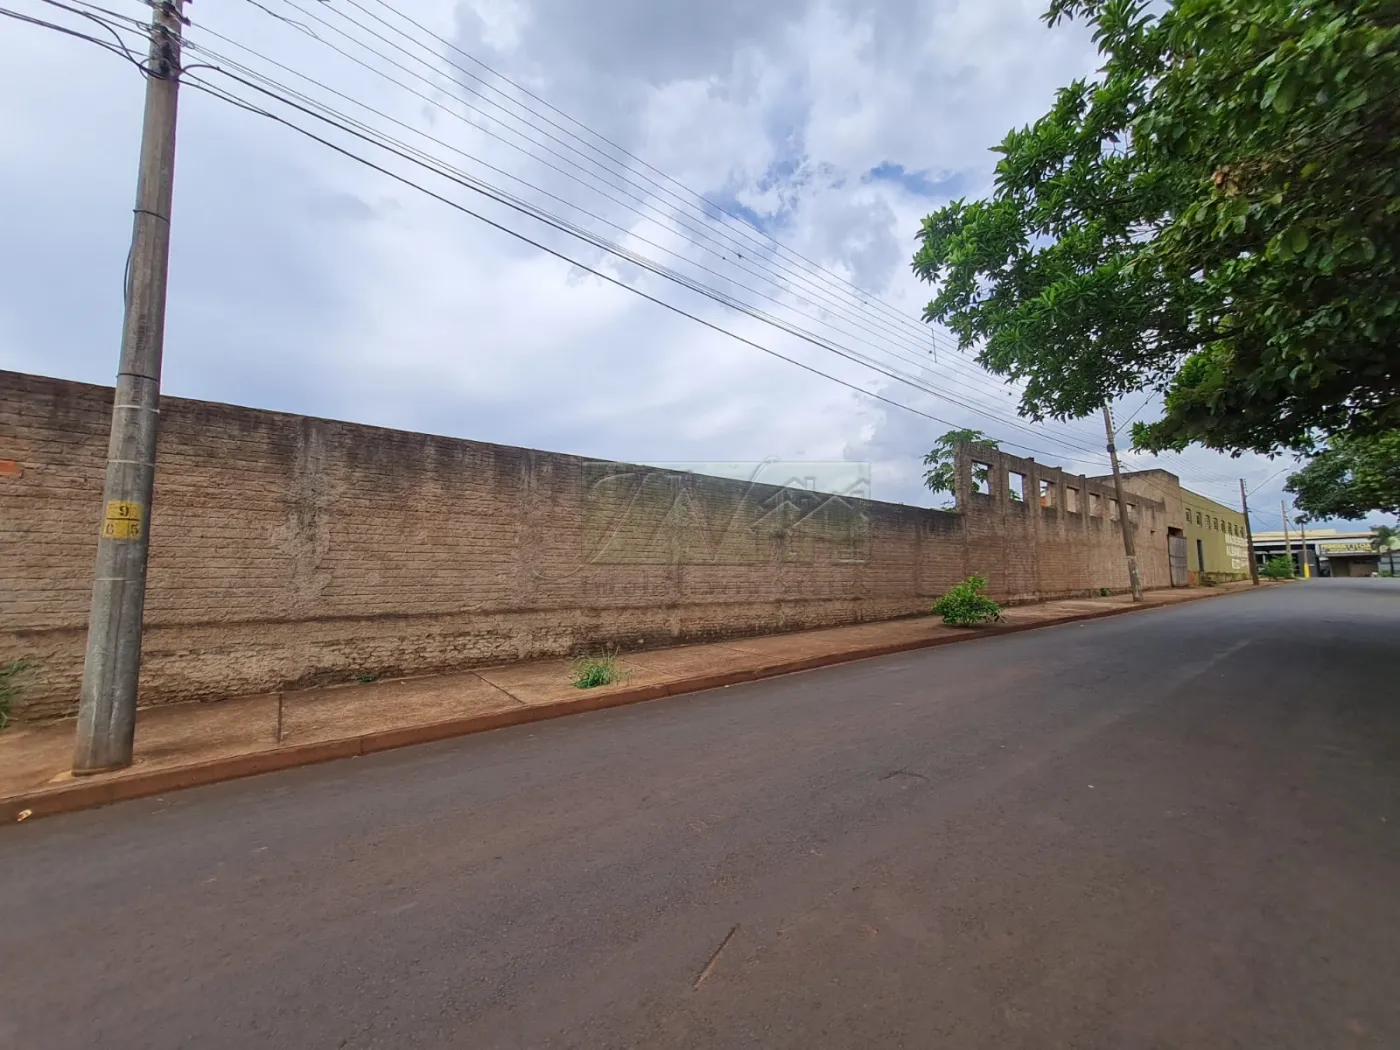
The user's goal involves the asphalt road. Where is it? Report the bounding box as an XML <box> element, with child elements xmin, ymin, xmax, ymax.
<box><xmin>4</xmin><ymin>580</ymin><xmax>1399</xmax><ymax>1049</ymax></box>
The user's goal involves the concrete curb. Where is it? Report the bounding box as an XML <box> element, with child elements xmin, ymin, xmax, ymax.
<box><xmin>1</xmin><ymin>585</ymin><xmax>1259</xmax><ymax>824</ymax></box>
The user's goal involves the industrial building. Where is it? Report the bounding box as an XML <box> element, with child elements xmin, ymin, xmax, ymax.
<box><xmin>1251</xmin><ymin>530</ymin><xmax>1396</xmax><ymax>578</ymax></box>
<box><xmin>1089</xmin><ymin>469</ymin><xmax>1251</xmax><ymax>585</ymax></box>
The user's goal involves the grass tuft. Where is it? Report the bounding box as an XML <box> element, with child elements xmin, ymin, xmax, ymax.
<box><xmin>571</xmin><ymin>651</ymin><xmax>629</xmax><ymax>690</ymax></box>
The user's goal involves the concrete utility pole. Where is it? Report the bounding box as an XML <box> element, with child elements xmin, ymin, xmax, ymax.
<box><xmin>1298</xmin><ymin>518</ymin><xmax>1311</xmax><ymax>578</ymax></box>
<box><xmin>73</xmin><ymin>0</ymin><xmax>185</xmax><ymax>774</ymax></box>
<box><xmin>1281</xmin><ymin>501</ymin><xmax>1295</xmax><ymax>578</ymax></box>
<box><xmin>1239</xmin><ymin>479</ymin><xmax>1260</xmax><ymax>586</ymax></box>
<box><xmin>1102</xmin><ymin>405</ymin><xmax>1143</xmax><ymax>602</ymax></box>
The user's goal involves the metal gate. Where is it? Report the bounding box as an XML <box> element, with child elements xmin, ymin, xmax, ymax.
<box><xmin>1168</xmin><ymin>532</ymin><xmax>1188</xmax><ymax>587</ymax></box>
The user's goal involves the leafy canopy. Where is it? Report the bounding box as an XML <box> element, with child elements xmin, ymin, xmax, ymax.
<box><xmin>923</xmin><ymin>428</ymin><xmax>997</xmax><ymax>497</ymax></box>
<box><xmin>913</xmin><ymin>0</ymin><xmax>1400</xmax><ymax>455</ymax></box>
<box><xmin>1284</xmin><ymin>430</ymin><xmax>1400</xmax><ymax>518</ymax></box>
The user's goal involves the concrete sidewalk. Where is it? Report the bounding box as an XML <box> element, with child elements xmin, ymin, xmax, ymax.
<box><xmin>0</xmin><ymin>583</ymin><xmax>1262</xmax><ymax>821</ymax></box>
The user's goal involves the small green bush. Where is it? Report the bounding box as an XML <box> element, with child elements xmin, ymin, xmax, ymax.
<box><xmin>571</xmin><ymin>651</ymin><xmax>629</xmax><ymax>689</ymax></box>
<box><xmin>1097</xmin><ymin>587</ymin><xmax>1113</xmax><ymax>597</ymax></box>
<box><xmin>932</xmin><ymin>575</ymin><xmax>1003</xmax><ymax>626</ymax></box>
<box><xmin>1261</xmin><ymin>556</ymin><xmax>1296</xmax><ymax>580</ymax></box>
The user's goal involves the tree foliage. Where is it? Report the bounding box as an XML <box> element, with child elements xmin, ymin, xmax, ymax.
<box><xmin>923</xmin><ymin>428</ymin><xmax>997</xmax><ymax>497</ymax></box>
<box><xmin>1372</xmin><ymin>524</ymin><xmax>1398</xmax><ymax>552</ymax></box>
<box><xmin>913</xmin><ymin>0</ymin><xmax>1400</xmax><ymax>455</ymax></box>
<box><xmin>1285</xmin><ymin>430</ymin><xmax>1400</xmax><ymax>518</ymax></box>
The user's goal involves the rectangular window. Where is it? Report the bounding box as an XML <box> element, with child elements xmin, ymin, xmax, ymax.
<box><xmin>1066</xmin><ymin>487</ymin><xmax>1080</xmax><ymax>513</ymax></box>
<box><xmin>1039</xmin><ymin>479</ymin><xmax>1054</xmax><ymax>507</ymax></box>
<box><xmin>1091</xmin><ymin>492</ymin><xmax>1103</xmax><ymax>516</ymax></box>
<box><xmin>1196</xmin><ymin>512</ymin><xmax>1202</xmax><ymax>525</ymax></box>
<box><xmin>1008</xmin><ymin>471</ymin><xmax>1026</xmax><ymax>503</ymax></box>
<box><xmin>971</xmin><ymin>462</ymin><xmax>992</xmax><ymax>495</ymax></box>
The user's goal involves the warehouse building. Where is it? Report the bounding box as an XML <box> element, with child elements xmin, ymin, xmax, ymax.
<box><xmin>1090</xmin><ymin>469</ymin><xmax>1251</xmax><ymax>585</ymax></box>
<box><xmin>1251</xmin><ymin>530</ymin><xmax>1396</xmax><ymax>578</ymax></box>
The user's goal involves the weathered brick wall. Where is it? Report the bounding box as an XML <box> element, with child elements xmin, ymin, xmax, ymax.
<box><xmin>1</xmin><ymin>372</ymin><xmax>1169</xmax><ymax>721</ymax></box>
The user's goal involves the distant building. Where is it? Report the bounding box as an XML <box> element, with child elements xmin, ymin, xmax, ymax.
<box><xmin>1088</xmin><ymin>469</ymin><xmax>1251</xmax><ymax>585</ymax></box>
<box><xmin>1251</xmin><ymin>529</ymin><xmax>1395</xmax><ymax>578</ymax></box>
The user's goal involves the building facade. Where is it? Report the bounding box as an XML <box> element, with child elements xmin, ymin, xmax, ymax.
<box><xmin>1093</xmin><ymin>469</ymin><xmax>1251</xmax><ymax>585</ymax></box>
<box><xmin>1179</xmin><ymin>489</ymin><xmax>1251</xmax><ymax>582</ymax></box>
<box><xmin>1251</xmin><ymin>530</ymin><xmax>1396</xmax><ymax>577</ymax></box>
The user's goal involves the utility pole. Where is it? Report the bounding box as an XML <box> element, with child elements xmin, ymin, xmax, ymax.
<box><xmin>1298</xmin><ymin>517</ymin><xmax>1311</xmax><ymax>578</ymax></box>
<box><xmin>73</xmin><ymin>0</ymin><xmax>185</xmax><ymax>774</ymax></box>
<box><xmin>1102</xmin><ymin>405</ymin><xmax>1143</xmax><ymax>602</ymax></box>
<box><xmin>1239</xmin><ymin>479</ymin><xmax>1259</xmax><ymax>586</ymax></box>
<box><xmin>1281</xmin><ymin>501</ymin><xmax>1295</xmax><ymax>579</ymax></box>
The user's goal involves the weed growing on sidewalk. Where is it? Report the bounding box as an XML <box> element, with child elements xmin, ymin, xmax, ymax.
<box><xmin>571</xmin><ymin>650</ymin><xmax>629</xmax><ymax>689</ymax></box>
<box><xmin>0</xmin><ymin>659</ymin><xmax>31</xmax><ymax>730</ymax></box>
<box><xmin>1262</xmin><ymin>556</ymin><xmax>1296</xmax><ymax>580</ymax></box>
<box><xmin>932</xmin><ymin>575</ymin><xmax>1003</xmax><ymax>627</ymax></box>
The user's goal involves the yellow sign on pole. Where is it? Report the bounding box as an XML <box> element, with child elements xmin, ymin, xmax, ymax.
<box><xmin>101</xmin><ymin>500</ymin><xmax>143</xmax><ymax>541</ymax></box>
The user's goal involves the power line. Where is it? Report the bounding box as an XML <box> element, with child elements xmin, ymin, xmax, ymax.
<box><xmin>340</xmin><ymin>0</ymin><xmax>975</xmax><ymax>353</ymax></box>
<box><xmin>178</xmin><ymin>40</ymin><xmax>1139</xmax><ymax>469</ymax></box>
<box><xmin>299</xmin><ymin>0</ymin><xmax>1256</xmax><ymax>481</ymax></box>
<box><xmin>180</xmin><ymin>26</ymin><xmax>1253</xmax><ymax>488</ymax></box>
<box><xmin>178</xmin><ymin>70</ymin><xmax>1104</xmax><ymax>460</ymax></box>
<box><xmin>273</xmin><ymin>1</ymin><xmax>1013</xmax><ymax>411</ymax></box>
<box><xmin>180</xmin><ymin>61</ymin><xmax>1135</xmax><ymax>468</ymax></box>
<box><xmin>1115</xmin><ymin>392</ymin><xmax>1156</xmax><ymax>435</ymax></box>
<box><xmin>32</xmin><ymin>0</ymin><xmax>143</xmax><ymax>63</ymax></box>
<box><xmin>7</xmin><ymin>0</ymin><xmax>1250</xmax><ymax>493</ymax></box>
<box><xmin>266</xmin><ymin>0</ymin><xmax>947</xmax><ymax>355</ymax></box>
<box><xmin>260</xmin><ymin>0</ymin><xmax>1082</xmax><ymax>415</ymax></box>
<box><xmin>1248</xmin><ymin>463</ymin><xmax>1296</xmax><ymax>495</ymax></box>
<box><xmin>7</xmin><ymin>0</ymin><xmax>1122</xmax><ymax>471</ymax></box>
<box><xmin>184</xmin><ymin>26</ymin><xmax>1013</xmax><ymax>401</ymax></box>
<box><xmin>0</xmin><ymin>2</ymin><xmax>145</xmax><ymax>68</ymax></box>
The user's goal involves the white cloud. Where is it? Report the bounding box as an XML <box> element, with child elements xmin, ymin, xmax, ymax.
<box><xmin>6</xmin><ymin>0</ymin><xmax>1375</xmax><ymax>531</ymax></box>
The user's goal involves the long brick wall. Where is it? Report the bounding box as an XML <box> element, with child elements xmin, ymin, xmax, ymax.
<box><xmin>0</xmin><ymin>371</ymin><xmax>1170</xmax><ymax>721</ymax></box>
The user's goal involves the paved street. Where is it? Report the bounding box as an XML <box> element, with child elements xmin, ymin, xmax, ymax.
<box><xmin>3</xmin><ymin>580</ymin><xmax>1398</xmax><ymax>1049</ymax></box>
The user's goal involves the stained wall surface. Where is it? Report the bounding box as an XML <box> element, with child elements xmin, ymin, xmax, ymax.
<box><xmin>1</xmin><ymin>372</ymin><xmax>1169</xmax><ymax>719</ymax></box>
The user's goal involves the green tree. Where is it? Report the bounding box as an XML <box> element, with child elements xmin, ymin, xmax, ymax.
<box><xmin>912</xmin><ymin>0</ymin><xmax>1400</xmax><ymax>456</ymax></box>
<box><xmin>923</xmin><ymin>428</ymin><xmax>997</xmax><ymax>498</ymax></box>
<box><xmin>1372</xmin><ymin>524</ymin><xmax>1398</xmax><ymax>552</ymax></box>
<box><xmin>1284</xmin><ymin>431</ymin><xmax>1400</xmax><ymax>518</ymax></box>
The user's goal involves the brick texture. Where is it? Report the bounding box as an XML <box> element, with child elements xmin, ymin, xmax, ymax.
<box><xmin>0</xmin><ymin>372</ymin><xmax>1170</xmax><ymax>721</ymax></box>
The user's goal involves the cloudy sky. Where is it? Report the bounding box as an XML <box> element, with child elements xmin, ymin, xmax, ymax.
<box><xmin>0</xmin><ymin>0</ymin><xmax>1376</xmax><ymax>533</ymax></box>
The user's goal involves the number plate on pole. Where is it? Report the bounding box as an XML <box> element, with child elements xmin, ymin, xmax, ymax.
<box><xmin>101</xmin><ymin>501</ymin><xmax>143</xmax><ymax>541</ymax></box>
